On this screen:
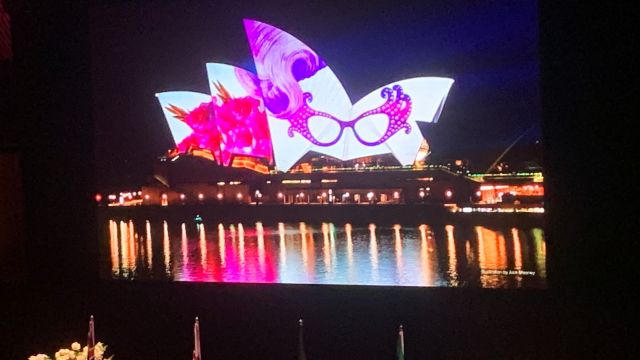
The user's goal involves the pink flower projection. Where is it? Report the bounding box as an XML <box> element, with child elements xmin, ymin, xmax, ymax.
<box><xmin>165</xmin><ymin>84</ymin><xmax>273</xmax><ymax>166</ymax></box>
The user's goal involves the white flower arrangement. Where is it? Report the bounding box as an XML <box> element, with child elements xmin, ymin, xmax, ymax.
<box><xmin>28</xmin><ymin>341</ymin><xmax>113</xmax><ymax>360</ymax></box>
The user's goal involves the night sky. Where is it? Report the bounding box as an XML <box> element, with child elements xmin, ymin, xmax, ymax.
<box><xmin>91</xmin><ymin>0</ymin><xmax>540</xmax><ymax>188</ymax></box>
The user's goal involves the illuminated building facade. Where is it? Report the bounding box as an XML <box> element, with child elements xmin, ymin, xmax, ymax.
<box><xmin>156</xmin><ymin>19</ymin><xmax>453</xmax><ymax>173</ymax></box>
<box><xmin>99</xmin><ymin>154</ymin><xmax>544</xmax><ymax>210</ymax></box>
<box><xmin>99</xmin><ymin>20</ymin><xmax>543</xmax><ymax>211</ymax></box>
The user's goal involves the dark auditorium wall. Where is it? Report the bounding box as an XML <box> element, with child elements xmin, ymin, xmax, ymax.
<box><xmin>0</xmin><ymin>1</ymin><xmax>633</xmax><ymax>358</ymax></box>
<box><xmin>1</xmin><ymin>1</ymin><xmax>25</xmax><ymax>281</ymax></box>
<box><xmin>0</xmin><ymin>148</ymin><xmax>25</xmax><ymax>281</ymax></box>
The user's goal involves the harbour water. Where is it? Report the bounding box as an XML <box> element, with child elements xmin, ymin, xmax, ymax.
<box><xmin>100</xmin><ymin>219</ymin><xmax>546</xmax><ymax>288</ymax></box>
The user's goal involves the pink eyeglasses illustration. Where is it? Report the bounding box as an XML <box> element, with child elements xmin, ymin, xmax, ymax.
<box><xmin>287</xmin><ymin>85</ymin><xmax>412</xmax><ymax>147</ymax></box>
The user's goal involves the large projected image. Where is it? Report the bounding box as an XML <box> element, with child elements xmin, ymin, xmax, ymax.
<box><xmin>94</xmin><ymin>1</ymin><xmax>544</xmax><ymax>288</ymax></box>
<box><xmin>157</xmin><ymin>20</ymin><xmax>453</xmax><ymax>172</ymax></box>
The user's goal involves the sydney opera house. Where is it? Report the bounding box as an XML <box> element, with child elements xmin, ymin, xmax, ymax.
<box><xmin>101</xmin><ymin>20</ymin><xmax>543</xmax><ymax>211</ymax></box>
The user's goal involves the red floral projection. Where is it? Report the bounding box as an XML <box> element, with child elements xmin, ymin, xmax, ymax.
<box><xmin>165</xmin><ymin>83</ymin><xmax>273</xmax><ymax>168</ymax></box>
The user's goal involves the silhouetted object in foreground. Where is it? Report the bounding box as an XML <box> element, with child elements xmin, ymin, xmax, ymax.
<box><xmin>298</xmin><ymin>318</ymin><xmax>306</xmax><ymax>360</ymax></box>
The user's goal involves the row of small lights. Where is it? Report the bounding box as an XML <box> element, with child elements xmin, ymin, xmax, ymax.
<box><xmin>418</xmin><ymin>188</ymin><xmax>454</xmax><ymax>199</ymax></box>
<box><xmin>95</xmin><ymin>191</ymin><xmax>142</xmax><ymax>204</ymax></box>
<box><xmin>458</xmin><ymin>207</ymin><xmax>545</xmax><ymax>214</ymax></box>
<box><xmin>96</xmin><ymin>192</ymin><xmax>245</xmax><ymax>203</ymax></box>
<box><xmin>178</xmin><ymin>192</ymin><xmax>246</xmax><ymax>201</ymax></box>
<box><xmin>97</xmin><ymin>188</ymin><xmax>459</xmax><ymax>204</ymax></box>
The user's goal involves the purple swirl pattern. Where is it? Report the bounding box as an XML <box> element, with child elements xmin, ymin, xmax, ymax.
<box><xmin>244</xmin><ymin>19</ymin><xmax>327</xmax><ymax>118</ymax></box>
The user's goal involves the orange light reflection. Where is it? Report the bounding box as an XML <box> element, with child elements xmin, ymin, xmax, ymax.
<box><xmin>109</xmin><ymin>220</ymin><xmax>119</xmax><ymax>275</ymax></box>
<box><xmin>218</xmin><ymin>223</ymin><xmax>226</xmax><ymax>268</ymax></box>
<box><xmin>145</xmin><ymin>221</ymin><xmax>152</xmax><ymax>269</ymax></box>
<box><xmin>257</xmin><ymin>222</ymin><xmax>265</xmax><ymax>273</ymax></box>
<box><xmin>322</xmin><ymin>223</ymin><xmax>331</xmax><ymax>271</ymax></box>
<box><xmin>278</xmin><ymin>222</ymin><xmax>286</xmax><ymax>269</ymax></box>
<box><xmin>199</xmin><ymin>224</ymin><xmax>207</xmax><ymax>269</ymax></box>
<box><xmin>369</xmin><ymin>223</ymin><xmax>378</xmax><ymax>281</ymax></box>
<box><xmin>238</xmin><ymin>223</ymin><xmax>245</xmax><ymax>272</ymax></box>
<box><xmin>419</xmin><ymin>224</ymin><xmax>434</xmax><ymax>286</ymax></box>
<box><xmin>393</xmin><ymin>224</ymin><xmax>403</xmax><ymax>279</ymax></box>
<box><xmin>163</xmin><ymin>221</ymin><xmax>170</xmax><ymax>275</ymax></box>
<box><xmin>445</xmin><ymin>225</ymin><xmax>458</xmax><ymax>286</ymax></box>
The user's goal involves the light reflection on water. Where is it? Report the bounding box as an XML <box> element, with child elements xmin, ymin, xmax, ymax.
<box><xmin>102</xmin><ymin>220</ymin><xmax>547</xmax><ymax>288</ymax></box>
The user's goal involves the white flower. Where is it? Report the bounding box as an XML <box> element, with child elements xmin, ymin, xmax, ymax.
<box><xmin>58</xmin><ymin>349</ymin><xmax>70</xmax><ymax>356</ymax></box>
<box><xmin>28</xmin><ymin>341</ymin><xmax>111</xmax><ymax>360</ymax></box>
<box><xmin>95</xmin><ymin>343</ymin><xmax>106</xmax><ymax>357</ymax></box>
